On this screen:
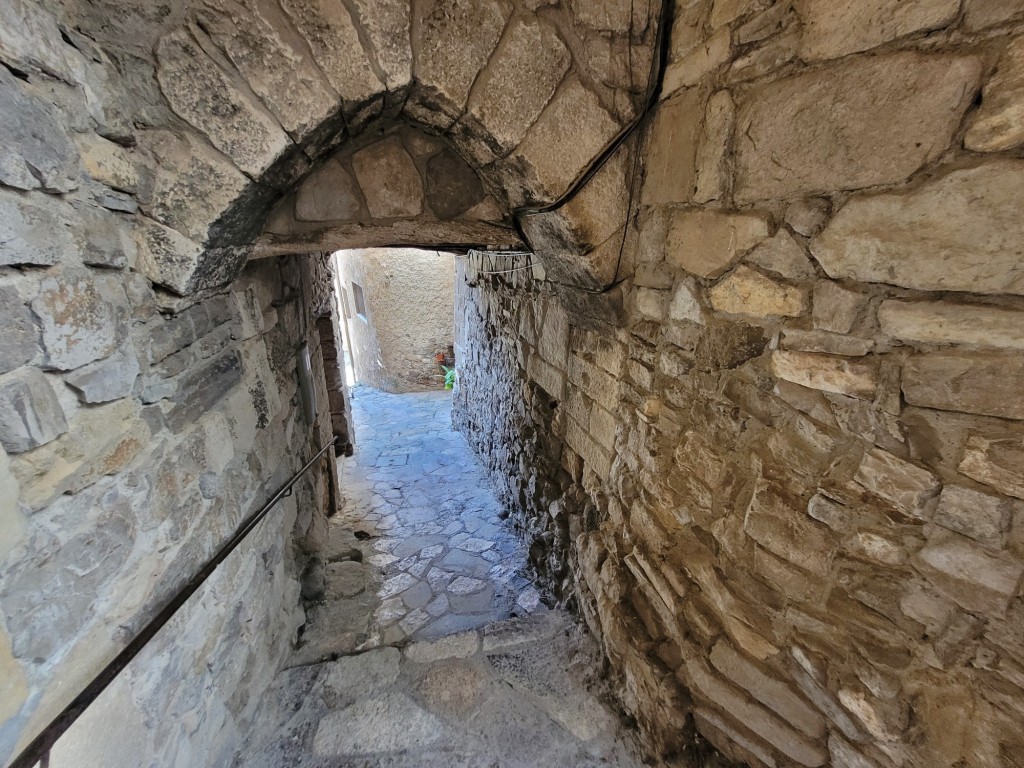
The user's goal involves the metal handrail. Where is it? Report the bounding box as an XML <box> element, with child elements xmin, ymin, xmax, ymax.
<box><xmin>7</xmin><ymin>436</ymin><xmax>339</xmax><ymax>768</ymax></box>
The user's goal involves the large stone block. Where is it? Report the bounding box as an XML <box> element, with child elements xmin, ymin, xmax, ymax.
<box><xmin>963</xmin><ymin>0</ymin><xmax>1024</xmax><ymax>30</ymax></box>
<box><xmin>709</xmin><ymin>641</ymin><xmax>826</xmax><ymax>738</ymax></box>
<box><xmin>933</xmin><ymin>485</ymin><xmax>1012</xmax><ymax>549</ymax></box>
<box><xmin>744</xmin><ymin>482</ymin><xmax>833</xmax><ymax>576</ymax></box>
<box><xmin>194</xmin><ymin>0</ymin><xmax>337</xmax><ymax>139</ymax></box>
<box><xmin>903</xmin><ymin>353</ymin><xmax>1024</xmax><ymax>420</ymax></box>
<box><xmin>667</xmin><ymin>210</ymin><xmax>769</xmax><ymax>278</ymax></box>
<box><xmin>425</xmin><ymin>149</ymin><xmax>485</xmax><ymax>220</ymax></box>
<box><xmin>75</xmin><ymin>133</ymin><xmax>138</xmax><ymax>193</ymax></box>
<box><xmin>412</xmin><ymin>0</ymin><xmax>509</xmax><ymax>118</ymax></box>
<box><xmin>694</xmin><ymin>90</ymin><xmax>735</xmax><ymax>204</ymax></box>
<box><xmin>295</xmin><ymin>160</ymin><xmax>363</xmax><ymax>222</ymax></box>
<box><xmin>351</xmin><ymin>136</ymin><xmax>423</xmax><ymax>218</ymax></box>
<box><xmin>348</xmin><ymin>0</ymin><xmax>412</xmax><ymax>90</ymax></box>
<box><xmin>0</xmin><ymin>0</ymin><xmax>75</xmax><ymax>81</ymax></box>
<box><xmin>642</xmin><ymin>88</ymin><xmax>701</xmax><ymax>206</ymax></box>
<box><xmin>281</xmin><ymin>0</ymin><xmax>384</xmax><ymax>109</ymax></box>
<box><xmin>64</xmin><ymin>344</ymin><xmax>140</xmax><ymax>404</ymax></box>
<box><xmin>959</xmin><ymin>436</ymin><xmax>1024</xmax><ymax>500</ymax></box>
<box><xmin>879</xmin><ymin>300</ymin><xmax>1024</xmax><ymax>350</ymax></box>
<box><xmin>966</xmin><ymin>36</ymin><xmax>1024</xmax><ymax>153</ymax></box>
<box><xmin>0</xmin><ymin>286</ymin><xmax>39</xmax><ymax>375</ymax></box>
<box><xmin>710</xmin><ymin>265</ymin><xmax>808</xmax><ymax>318</ymax></box>
<box><xmin>0</xmin><ymin>189</ymin><xmax>81</xmax><ymax>267</ymax></box>
<box><xmin>10</xmin><ymin>397</ymin><xmax>150</xmax><ymax>510</ymax></box>
<box><xmin>0</xmin><ymin>68</ymin><xmax>78</xmax><ymax>193</ymax></box>
<box><xmin>851</xmin><ymin>448</ymin><xmax>939</xmax><ymax>519</ymax></box>
<box><xmin>143</xmin><ymin>130</ymin><xmax>254</xmax><ymax>245</ymax></box>
<box><xmin>511</xmin><ymin>75</ymin><xmax>621</xmax><ymax>200</ymax></box>
<box><xmin>685</xmin><ymin>657</ymin><xmax>827</xmax><ymax>767</ymax></box>
<box><xmin>795</xmin><ymin>0</ymin><xmax>959</xmax><ymax>61</ymax></box>
<box><xmin>135</xmin><ymin>218</ymin><xmax>250</xmax><ymax>296</ymax></box>
<box><xmin>32</xmin><ymin>269</ymin><xmax>119</xmax><ymax>371</ymax></box>
<box><xmin>811</xmin><ymin>282</ymin><xmax>865</xmax><ymax>335</ymax></box>
<box><xmin>746</xmin><ymin>231</ymin><xmax>815</xmax><ymax>281</ymax></box>
<box><xmin>771</xmin><ymin>350</ymin><xmax>876</xmax><ymax>400</ymax></box>
<box><xmin>167</xmin><ymin>351</ymin><xmax>243</xmax><ymax>432</ymax></box>
<box><xmin>912</xmin><ymin>532</ymin><xmax>1024</xmax><ymax>616</ymax></box>
<box><xmin>0</xmin><ymin>367</ymin><xmax>67</xmax><ymax>453</ymax></box>
<box><xmin>466</xmin><ymin>18</ymin><xmax>570</xmax><ymax>153</ymax></box>
<box><xmin>734</xmin><ymin>53</ymin><xmax>982</xmax><ymax>202</ymax></box>
<box><xmin>811</xmin><ymin>161</ymin><xmax>1024</xmax><ymax>295</ymax></box>
<box><xmin>156</xmin><ymin>30</ymin><xmax>291</xmax><ymax>177</ymax></box>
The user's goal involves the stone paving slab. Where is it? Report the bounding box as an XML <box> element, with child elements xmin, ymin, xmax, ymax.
<box><xmin>233</xmin><ymin>613</ymin><xmax>645</xmax><ymax>768</ymax></box>
<box><xmin>293</xmin><ymin>387</ymin><xmax>538</xmax><ymax>663</ymax></box>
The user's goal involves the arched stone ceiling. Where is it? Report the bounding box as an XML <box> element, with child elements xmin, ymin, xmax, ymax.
<box><xmin>43</xmin><ymin>0</ymin><xmax>660</xmax><ymax>295</ymax></box>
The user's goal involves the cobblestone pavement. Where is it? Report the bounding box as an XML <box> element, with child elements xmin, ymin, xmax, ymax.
<box><xmin>235</xmin><ymin>613</ymin><xmax>646</xmax><ymax>768</ymax></box>
<box><xmin>294</xmin><ymin>387</ymin><xmax>539</xmax><ymax>664</ymax></box>
<box><xmin>235</xmin><ymin>388</ymin><xmax>645</xmax><ymax>767</ymax></box>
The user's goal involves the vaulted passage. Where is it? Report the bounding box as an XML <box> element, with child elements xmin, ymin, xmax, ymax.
<box><xmin>4</xmin><ymin>1</ymin><xmax>1024</xmax><ymax>768</ymax></box>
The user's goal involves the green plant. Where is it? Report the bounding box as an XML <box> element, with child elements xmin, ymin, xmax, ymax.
<box><xmin>442</xmin><ymin>365</ymin><xmax>457</xmax><ymax>390</ymax></box>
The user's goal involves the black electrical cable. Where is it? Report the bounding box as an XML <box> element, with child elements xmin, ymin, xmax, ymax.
<box><xmin>510</xmin><ymin>0</ymin><xmax>674</xmax><ymax>295</ymax></box>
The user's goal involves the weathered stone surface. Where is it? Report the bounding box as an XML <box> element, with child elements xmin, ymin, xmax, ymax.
<box><xmin>643</xmin><ymin>88</ymin><xmax>700</xmax><ymax>205</ymax></box>
<box><xmin>348</xmin><ymin>0</ymin><xmax>412</xmax><ymax>89</ymax></box>
<box><xmin>795</xmin><ymin>0</ymin><xmax>960</xmax><ymax>61</ymax></box>
<box><xmin>710</xmin><ymin>265</ymin><xmax>808</xmax><ymax>318</ymax></box>
<box><xmin>0</xmin><ymin>287</ymin><xmax>39</xmax><ymax>375</ymax></box>
<box><xmin>709</xmin><ymin>641</ymin><xmax>826</xmax><ymax>738</ymax></box>
<box><xmin>879</xmin><ymin>300</ymin><xmax>1024</xmax><ymax>350</ymax></box>
<box><xmin>412</xmin><ymin>0</ymin><xmax>509</xmax><ymax>118</ymax></box>
<box><xmin>0</xmin><ymin>367</ymin><xmax>67</xmax><ymax>453</ymax></box>
<box><xmin>313</xmin><ymin>691</ymin><xmax>443</xmax><ymax>755</ymax></box>
<box><xmin>64</xmin><ymin>344</ymin><xmax>140</xmax><ymax>403</ymax></box>
<box><xmin>668</xmin><ymin>279</ymin><xmax>705</xmax><ymax>324</ymax></box>
<box><xmin>851</xmin><ymin>448</ymin><xmax>939</xmax><ymax>518</ymax></box>
<box><xmin>685</xmin><ymin>658</ymin><xmax>827</xmax><ymax>767</ymax></box>
<box><xmin>0</xmin><ymin>0</ymin><xmax>74</xmax><ymax>81</ymax></box>
<box><xmin>144</xmin><ymin>130</ymin><xmax>254</xmax><ymax>245</ymax></box>
<box><xmin>31</xmin><ymin>269</ymin><xmax>119</xmax><ymax>371</ymax></box>
<box><xmin>195</xmin><ymin>0</ymin><xmax>337</xmax><ymax>139</ymax></box>
<box><xmin>903</xmin><ymin>353</ymin><xmax>1024</xmax><ymax>420</ymax></box>
<box><xmin>786</xmin><ymin>198</ymin><xmax>830</xmax><ymax>237</ymax></box>
<box><xmin>425</xmin><ymin>149</ymin><xmax>485</xmax><ymax>220</ymax></box>
<box><xmin>734</xmin><ymin>53</ymin><xmax>982</xmax><ymax>202</ymax></box>
<box><xmin>351</xmin><ymin>137</ymin><xmax>424</xmax><ymax>218</ymax></box>
<box><xmin>279</xmin><ymin>0</ymin><xmax>384</xmax><ymax>108</ymax></box>
<box><xmin>912</xmin><ymin>533</ymin><xmax>1023</xmax><ymax>616</ymax></box>
<box><xmin>405</xmin><ymin>630</ymin><xmax>479</xmax><ymax>663</ymax></box>
<box><xmin>812</xmin><ymin>282</ymin><xmax>865</xmax><ymax>334</ymax></box>
<box><xmin>771</xmin><ymin>350</ymin><xmax>876</xmax><ymax>399</ymax></box>
<box><xmin>780</xmin><ymin>328</ymin><xmax>873</xmax><ymax>357</ymax></box>
<box><xmin>0</xmin><ymin>449</ymin><xmax>25</xmax><ymax>561</ymax></box>
<box><xmin>156</xmin><ymin>30</ymin><xmax>291</xmax><ymax>177</ymax></box>
<box><xmin>75</xmin><ymin>132</ymin><xmax>138</xmax><ymax>193</ymax></box>
<box><xmin>694</xmin><ymin>90</ymin><xmax>734</xmax><ymax>204</ymax></box>
<box><xmin>0</xmin><ymin>68</ymin><xmax>78</xmax><ymax>193</ymax></box>
<box><xmin>966</xmin><ymin>36</ymin><xmax>1024</xmax><ymax>152</ymax></box>
<box><xmin>11</xmin><ymin>397</ymin><xmax>149</xmax><ymax>510</ymax></box>
<box><xmin>963</xmin><ymin>0</ymin><xmax>1024</xmax><ymax>30</ymax></box>
<box><xmin>959</xmin><ymin>436</ymin><xmax>1024</xmax><ymax>500</ymax></box>
<box><xmin>663</xmin><ymin>27</ymin><xmax>731</xmax><ymax>95</ymax></box>
<box><xmin>813</xmin><ymin>162</ymin><xmax>1024</xmax><ymax>295</ymax></box>
<box><xmin>667</xmin><ymin>210</ymin><xmax>769</xmax><ymax>278</ymax></box>
<box><xmin>933</xmin><ymin>485</ymin><xmax>1012</xmax><ymax>549</ymax></box>
<box><xmin>0</xmin><ymin>627</ymin><xmax>27</xmax><ymax>725</ymax></box>
<box><xmin>466</xmin><ymin>18</ymin><xmax>570</xmax><ymax>153</ymax></box>
<box><xmin>745</xmin><ymin>482</ymin><xmax>833</xmax><ymax>576</ymax></box>
<box><xmin>0</xmin><ymin>189</ymin><xmax>81</xmax><ymax>267</ymax></box>
<box><xmin>295</xmin><ymin>160</ymin><xmax>363</xmax><ymax>222</ymax></box>
<box><xmin>512</xmin><ymin>75</ymin><xmax>621</xmax><ymax>199</ymax></box>
<box><xmin>135</xmin><ymin>218</ymin><xmax>249</xmax><ymax>296</ymax></box>
<box><xmin>746</xmin><ymin>231</ymin><xmax>815</xmax><ymax>281</ymax></box>
<box><xmin>166</xmin><ymin>351</ymin><xmax>243</xmax><ymax>432</ymax></box>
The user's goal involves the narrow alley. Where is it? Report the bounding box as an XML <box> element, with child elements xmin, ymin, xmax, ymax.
<box><xmin>233</xmin><ymin>387</ymin><xmax>646</xmax><ymax>767</ymax></box>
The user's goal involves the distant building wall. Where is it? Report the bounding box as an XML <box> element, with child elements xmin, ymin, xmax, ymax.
<box><xmin>334</xmin><ymin>249</ymin><xmax>455</xmax><ymax>393</ymax></box>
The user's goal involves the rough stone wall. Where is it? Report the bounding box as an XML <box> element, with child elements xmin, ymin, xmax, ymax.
<box><xmin>336</xmin><ymin>248</ymin><xmax>455</xmax><ymax>393</ymax></box>
<box><xmin>454</xmin><ymin>3</ymin><xmax>1024</xmax><ymax>767</ymax></box>
<box><xmin>0</xmin><ymin>249</ymin><xmax>338</xmax><ymax>766</ymax></box>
